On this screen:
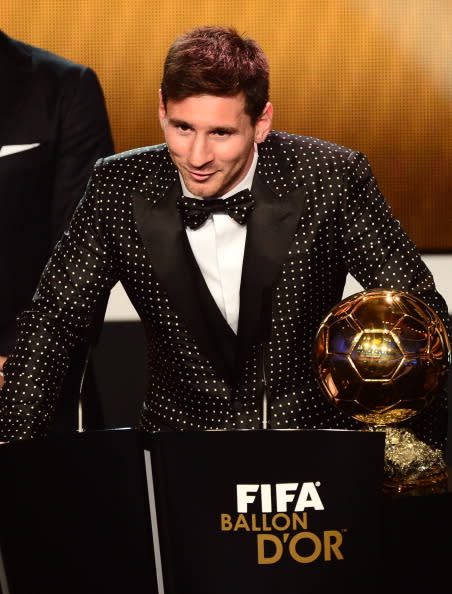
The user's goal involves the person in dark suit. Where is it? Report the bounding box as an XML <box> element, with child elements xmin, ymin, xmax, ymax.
<box><xmin>0</xmin><ymin>26</ymin><xmax>449</xmax><ymax>462</ymax></box>
<box><xmin>0</xmin><ymin>30</ymin><xmax>114</xmax><ymax>431</ymax></box>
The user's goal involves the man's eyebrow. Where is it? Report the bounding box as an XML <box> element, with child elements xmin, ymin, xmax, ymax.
<box><xmin>167</xmin><ymin>118</ymin><xmax>238</xmax><ymax>134</ymax></box>
<box><xmin>168</xmin><ymin>117</ymin><xmax>191</xmax><ymax>127</ymax></box>
<box><xmin>211</xmin><ymin>126</ymin><xmax>238</xmax><ymax>134</ymax></box>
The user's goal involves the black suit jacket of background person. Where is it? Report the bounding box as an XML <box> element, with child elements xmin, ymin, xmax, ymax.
<box><xmin>0</xmin><ymin>30</ymin><xmax>114</xmax><ymax>431</ymax></box>
<box><xmin>1</xmin><ymin>130</ymin><xmax>450</xmax><ymax>452</ymax></box>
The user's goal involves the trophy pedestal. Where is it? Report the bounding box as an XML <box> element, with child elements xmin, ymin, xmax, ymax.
<box><xmin>383</xmin><ymin>426</ymin><xmax>447</xmax><ymax>494</ymax></box>
<box><xmin>366</xmin><ymin>426</ymin><xmax>448</xmax><ymax>495</ymax></box>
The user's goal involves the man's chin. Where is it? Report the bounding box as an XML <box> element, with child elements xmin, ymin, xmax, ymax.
<box><xmin>184</xmin><ymin>181</ymin><xmax>220</xmax><ymax>199</ymax></box>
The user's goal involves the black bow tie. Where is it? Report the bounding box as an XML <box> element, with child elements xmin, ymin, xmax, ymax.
<box><xmin>177</xmin><ymin>189</ymin><xmax>255</xmax><ymax>230</ymax></box>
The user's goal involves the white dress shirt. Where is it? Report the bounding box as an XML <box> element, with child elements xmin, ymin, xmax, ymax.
<box><xmin>179</xmin><ymin>147</ymin><xmax>258</xmax><ymax>334</ymax></box>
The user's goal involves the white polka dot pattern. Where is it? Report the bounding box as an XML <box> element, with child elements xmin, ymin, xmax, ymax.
<box><xmin>0</xmin><ymin>132</ymin><xmax>449</xmax><ymax>453</ymax></box>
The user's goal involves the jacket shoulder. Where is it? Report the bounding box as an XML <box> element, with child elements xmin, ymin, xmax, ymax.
<box><xmin>0</xmin><ymin>31</ymin><xmax>99</xmax><ymax>86</ymax></box>
<box><xmin>258</xmin><ymin>130</ymin><xmax>365</xmax><ymax>193</ymax></box>
<box><xmin>264</xmin><ymin>130</ymin><xmax>356</xmax><ymax>160</ymax></box>
<box><xmin>92</xmin><ymin>144</ymin><xmax>177</xmax><ymax>197</ymax></box>
<box><xmin>101</xmin><ymin>143</ymin><xmax>168</xmax><ymax>164</ymax></box>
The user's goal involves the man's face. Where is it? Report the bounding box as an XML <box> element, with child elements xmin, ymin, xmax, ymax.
<box><xmin>159</xmin><ymin>92</ymin><xmax>272</xmax><ymax>198</ymax></box>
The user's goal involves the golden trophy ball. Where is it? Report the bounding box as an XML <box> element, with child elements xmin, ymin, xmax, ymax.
<box><xmin>312</xmin><ymin>288</ymin><xmax>451</xmax><ymax>494</ymax></box>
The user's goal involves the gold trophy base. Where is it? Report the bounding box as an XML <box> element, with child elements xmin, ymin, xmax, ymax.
<box><xmin>366</xmin><ymin>426</ymin><xmax>448</xmax><ymax>497</ymax></box>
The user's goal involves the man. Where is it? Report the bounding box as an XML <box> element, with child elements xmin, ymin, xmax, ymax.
<box><xmin>0</xmin><ymin>26</ymin><xmax>449</xmax><ymax>457</ymax></box>
<box><xmin>0</xmin><ymin>30</ymin><xmax>114</xmax><ymax>431</ymax></box>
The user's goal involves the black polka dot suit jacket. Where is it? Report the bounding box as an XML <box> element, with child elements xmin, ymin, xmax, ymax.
<box><xmin>1</xmin><ymin>131</ymin><xmax>449</xmax><ymax>454</ymax></box>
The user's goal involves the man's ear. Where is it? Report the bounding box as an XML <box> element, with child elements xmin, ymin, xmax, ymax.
<box><xmin>254</xmin><ymin>102</ymin><xmax>273</xmax><ymax>144</ymax></box>
<box><xmin>158</xmin><ymin>89</ymin><xmax>167</xmax><ymax>129</ymax></box>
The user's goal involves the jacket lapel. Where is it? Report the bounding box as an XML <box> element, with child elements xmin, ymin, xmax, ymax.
<box><xmin>236</xmin><ymin>172</ymin><xmax>309</xmax><ymax>373</ymax></box>
<box><xmin>132</xmin><ymin>145</ymin><xmax>311</xmax><ymax>383</ymax></box>
<box><xmin>132</xmin><ymin>180</ymin><xmax>237</xmax><ymax>384</ymax></box>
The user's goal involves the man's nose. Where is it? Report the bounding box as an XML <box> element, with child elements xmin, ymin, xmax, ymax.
<box><xmin>188</xmin><ymin>135</ymin><xmax>213</xmax><ymax>168</ymax></box>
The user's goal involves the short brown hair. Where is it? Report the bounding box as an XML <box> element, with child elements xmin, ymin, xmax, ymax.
<box><xmin>161</xmin><ymin>26</ymin><xmax>269</xmax><ymax>124</ymax></box>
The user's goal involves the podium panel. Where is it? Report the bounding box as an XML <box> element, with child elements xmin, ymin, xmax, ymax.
<box><xmin>0</xmin><ymin>428</ymin><xmax>384</xmax><ymax>594</ymax></box>
<box><xmin>0</xmin><ymin>429</ymin><xmax>156</xmax><ymax>594</ymax></box>
<box><xmin>146</xmin><ymin>429</ymin><xmax>384</xmax><ymax>594</ymax></box>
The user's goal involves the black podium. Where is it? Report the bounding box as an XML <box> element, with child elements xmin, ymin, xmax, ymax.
<box><xmin>0</xmin><ymin>428</ymin><xmax>396</xmax><ymax>593</ymax></box>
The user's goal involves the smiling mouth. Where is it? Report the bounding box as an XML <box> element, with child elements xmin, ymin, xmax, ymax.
<box><xmin>187</xmin><ymin>169</ymin><xmax>216</xmax><ymax>182</ymax></box>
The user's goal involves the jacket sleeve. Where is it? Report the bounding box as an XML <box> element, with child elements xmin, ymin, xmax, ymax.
<box><xmin>0</xmin><ymin>164</ymin><xmax>118</xmax><ymax>440</ymax></box>
<box><xmin>341</xmin><ymin>150</ymin><xmax>450</xmax><ymax>334</ymax></box>
<box><xmin>51</xmin><ymin>66</ymin><xmax>115</xmax><ymax>346</ymax></box>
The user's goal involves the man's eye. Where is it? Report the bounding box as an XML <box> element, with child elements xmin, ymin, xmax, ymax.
<box><xmin>176</xmin><ymin>124</ymin><xmax>191</xmax><ymax>132</ymax></box>
<box><xmin>213</xmin><ymin>130</ymin><xmax>230</xmax><ymax>137</ymax></box>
